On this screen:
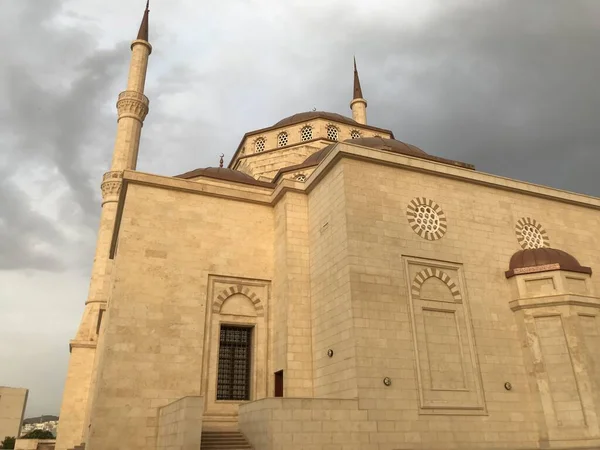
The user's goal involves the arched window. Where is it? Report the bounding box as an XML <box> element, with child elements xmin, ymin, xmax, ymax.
<box><xmin>294</xmin><ymin>174</ymin><xmax>307</xmax><ymax>182</ymax></box>
<box><xmin>277</xmin><ymin>132</ymin><xmax>289</xmax><ymax>147</ymax></box>
<box><xmin>300</xmin><ymin>126</ymin><xmax>313</xmax><ymax>141</ymax></box>
<box><xmin>326</xmin><ymin>125</ymin><xmax>338</xmax><ymax>141</ymax></box>
<box><xmin>254</xmin><ymin>137</ymin><xmax>266</xmax><ymax>153</ymax></box>
<box><xmin>350</xmin><ymin>130</ymin><xmax>361</xmax><ymax>139</ymax></box>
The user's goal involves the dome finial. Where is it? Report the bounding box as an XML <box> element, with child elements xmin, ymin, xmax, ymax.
<box><xmin>137</xmin><ymin>0</ymin><xmax>150</xmax><ymax>42</ymax></box>
<box><xmin>219</xmin><ymin>154</ymin><xmax>225</xmax><ymax>168</ymax></box>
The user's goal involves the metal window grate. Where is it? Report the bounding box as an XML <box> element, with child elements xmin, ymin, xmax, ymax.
<box><xmin>217</xmin><ymin>326</ymin><xmax>252</xmax><ymax>401</ymax></box>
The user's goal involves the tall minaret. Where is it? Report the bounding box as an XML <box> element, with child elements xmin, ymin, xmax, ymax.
<box><xmin>350</xmin><ymin>57</ymin><xmax>367</xmax><ymax>124</ymax></box>
<box><xmin>55</xmin><ymin>4</ymin><xmax>152</xmax><ymax>450</ymax></box>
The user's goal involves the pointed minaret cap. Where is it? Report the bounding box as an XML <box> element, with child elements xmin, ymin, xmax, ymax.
<box><xmin>137</xmin><ymin>0</ymin><xmax>150</xmax><ymax>42</ymax></box>
<box><xmin>351</xmin><ymin>57</ymin><xmax>367</xmax><ymax>124</ymax></box>
<box><xmin>353</xmin><ymin>57</ymin><xmax>364</xmax><ymax>100</ymax></box>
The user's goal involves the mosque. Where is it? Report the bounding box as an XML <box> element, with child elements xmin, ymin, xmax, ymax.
<box><xmin>55</xmin><ymin>3</ymin><xmax>600</xmax><ymax>450</ymax></box>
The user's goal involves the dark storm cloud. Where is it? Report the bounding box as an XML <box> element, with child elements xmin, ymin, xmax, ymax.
<box><xmin>0</xmin><ymin>0</ymin><xmax>128</xmax><ymax>270</ymax></box>
<box><xmin>0</xmin><ymin>169</ymin><xmax>65</xmax><ymax>271</ymax></box>
<box><xmin>281</xmin><ymin>0</ymin><xmax>600</xmax><ymax>196</ymax></box>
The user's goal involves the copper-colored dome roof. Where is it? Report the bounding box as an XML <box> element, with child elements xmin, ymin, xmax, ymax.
<box><xmin>505</xmin><ymin>248</ymin><xmax>592</xmax><ymax>278</ymax></box>
<box><xmin>274</xmin><ymin>111</ymin><xmax>359</xmax><ymax>127</ymax></box>
<box><xmin>301</xmin><ymin>137</ymin><xmax>427</xmax><ymax>166</ymax></box>
<box><xmin>175</xmin><ymin>167</ymin><xmax>273</xmax><ymax>188</ymax></box>
<box><xmin>345</xmin><ymin>136</ymin><xmax>428</xmax><ymax>156</ymax></box>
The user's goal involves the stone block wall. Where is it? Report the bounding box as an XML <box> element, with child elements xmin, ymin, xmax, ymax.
<box><xmin>14</xmin><ymin>439</ymin><xmax>56</xmax><ymax>450</ymax></box>
<box><xmin>156</xmin><ymin>396</ymin><xmax>203</xmax><ymax>450</ymax></box>
<box><xmin>308</xmin><ymin>164</ymin><xmax>358</xmax><ymax>399</ymax></box>
<box><xmin>239</xmin><ymin>398</ymin><xmax>369</xmax><ymax>450</ymax></box>
<box><xmin>86</xmin><ymin>181</ymin><xmax>274</xmax><ymax>450</ymax></box>
<box><xmin>0</xmin><ymin>387</ymin><xmax>28</xmax><ymax>442</ymax></box>
<box><xmin>271</xmin><ymin>191</ymin><xmax>313</xmax><ymax>397</ymax></box>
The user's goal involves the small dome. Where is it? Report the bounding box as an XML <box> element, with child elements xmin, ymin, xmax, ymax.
<box><xmin>175</xmin><ymin>167</ymin><xmax>273</xmax><ymax>188</ymax></box>
<box><xmin>506</xmin><ymin>248</ymin><xmax>592</xmax><ymax>278</ymax></box>
<box><xmin>274</xmin><ymin>111</ymin><xmax>359</xmax><ymax>127</ymax></box>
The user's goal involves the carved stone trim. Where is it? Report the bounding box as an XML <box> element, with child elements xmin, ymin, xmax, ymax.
<box><xmin>406</xmin><ymin>197</ymin><xmax>448</xmax><ymax>241</ymax></box>
<box><xmin>509</xmin><ymin>294</ymin><xmax>600</xmax><ymax>312</ymax></box>
<box><xmin>101</xmin><ymin>171</ymin><xmax>123</xmax><ymax>204</ymax></box>
<box><xmin>117</xmin><ymin>90</ymin><xmax>150</xmax><ymax>122</ymax></box>
<box><xmin>213</xmin><ymin>284</ymin><xmax>265</xmax><ymax>317</ymax></box>
<box><xmin>412</xmin><ymin>267</ymin><xmax>463</xmax><ymax>302</ymax></box>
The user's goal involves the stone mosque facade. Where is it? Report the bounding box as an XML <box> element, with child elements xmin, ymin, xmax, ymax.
<box><xmin>55</xmin><ymin>4</ymin><xmax>600</xmax><ymax>450</ymax></box>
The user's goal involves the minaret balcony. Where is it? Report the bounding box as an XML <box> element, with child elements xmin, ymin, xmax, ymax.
<box><xmin>117</xmin><ymin>90</ymin><xmax>150</xmax><ymax>122</ymax></box>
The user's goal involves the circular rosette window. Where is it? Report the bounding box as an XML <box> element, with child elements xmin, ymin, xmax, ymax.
<box><xmin>515</xmin><ymin>217</ymin><xmax>549</xmax><ymax>249</ymax></box>
<box><xmin>406</xmin><ymin>197</ymin><xmax>447</xmax><ymax>241</ymax></box>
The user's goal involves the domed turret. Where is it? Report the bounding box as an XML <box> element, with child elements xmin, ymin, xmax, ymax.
<box><xmin>505</xmin><ymin>248</ymin><xmax>592</xmax><ymax>278</ymax></box>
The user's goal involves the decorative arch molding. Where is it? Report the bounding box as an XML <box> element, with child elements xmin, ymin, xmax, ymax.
<box><xmin>411</xmin><ymin>267</ymin><xmax>462</xmax><ymax>302</ymax></box>
<box><xmin>213</xmin><ymin>285</ymin><xmax>265</xmax><ymax>316</ymax></box>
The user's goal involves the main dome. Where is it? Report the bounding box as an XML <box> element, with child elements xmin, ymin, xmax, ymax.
<box><xmin>274</xmin><ymin>111</ymin><xmax>359</xmax><ymax>127</ymax></box>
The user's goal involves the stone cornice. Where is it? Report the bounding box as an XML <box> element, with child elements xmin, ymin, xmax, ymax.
<box><xmin>508</xmin><ymin>294</ymin><xmax>600</xmax><ymax>312</ymax></box>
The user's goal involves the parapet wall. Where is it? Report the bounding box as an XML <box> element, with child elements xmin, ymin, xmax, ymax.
<box><xmin>156</xmin><ymin>396</ymin><xmax>203</xmax><ymax>450</ymax></box>
<box><xmin>239</xmin><ymin>398</ymin><xmax>368</xmax><ymax>450</ymax></box>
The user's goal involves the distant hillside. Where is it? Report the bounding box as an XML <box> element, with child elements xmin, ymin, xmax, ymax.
<box><xmin>22</xmin><ymin>415</ymin><xmax>59</xmax><ymax>424</ymax></box>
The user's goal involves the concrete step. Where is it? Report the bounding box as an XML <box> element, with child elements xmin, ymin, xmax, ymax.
<box><xmin>201</xmin><ymin>431</ymin><xmax>253</xmax><ymax>450</ymax></box>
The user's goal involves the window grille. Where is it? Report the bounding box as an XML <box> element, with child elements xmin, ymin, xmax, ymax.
<box><xmin>277</xmin><ymin>132</ymin><xmax>288</xmax><ymax>147</ymax></box>
<box><xmin>300</xmin><ymin>126</ymin><xmax>312</xmax><ymax>141</ymax></box>
<box><xmin>326</xmin><ymin>126</ymin><xmax>338</xmax><ymax>141</ymax></box>
<box><xmin>216</xmin><ymin>326</ymin><xmax>252</xmax><ymax>401</ymax></box>
<box><xmin>255</xmin><ymin>138</ymin><xmax>266</xmax><ymax>153</ymax></box>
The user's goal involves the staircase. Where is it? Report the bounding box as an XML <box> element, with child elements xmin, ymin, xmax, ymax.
<box><xmin>201</xmin><ymin>430</ymin><xmax>253</xmax><ymax>449</ymax></box>
<box><xmin>68</xmin><ymin>445</ymin><xmax>85</xmax><ymax>450</ymax></box>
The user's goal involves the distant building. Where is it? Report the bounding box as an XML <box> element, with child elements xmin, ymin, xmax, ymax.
<box><xmin>20</xmin><ymin>416</ymin><xmax>59</xmax><ymax>438</ymax></box>
<box><xmin>0</xmin><ymin>386</ymin><xmax>28</xmax><ymax>440</ymax></box>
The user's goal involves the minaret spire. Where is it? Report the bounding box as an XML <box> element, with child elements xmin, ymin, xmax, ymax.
<box><xmin>350</xmin><ymin>57</ymin><xmax>368</xmax><ymax>124</ymax></box>
<box><xmin>353</xmin><ymin>57</ymin><xmax>363</xmax><ymax>100</ymax></box>
<box><xmin>137</xmin><ymin>0</ymin><xmax>150</xmax><ymax>42</ymax></box>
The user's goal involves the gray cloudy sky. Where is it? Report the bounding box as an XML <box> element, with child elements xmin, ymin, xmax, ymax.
<box><xmin>1</xmin><ymin>0</ymin><xmax>599</xmax><ymax>417</ymax></box>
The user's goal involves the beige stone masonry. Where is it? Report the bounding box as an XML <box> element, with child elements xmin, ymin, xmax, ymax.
<box><xmin>239</xmin><ymin>398</ymin><xmax>369</xmax><ymax>450</ymax></box>
<box><xmin>509</xmin><ymin>269</ymin><xmax>600</xmax><ymax>444</ymax></box>
<box><xmin>231</xmin><ymin>119</ymin><xmax>391</xmax><ymax>180</ymax></box>
<box><xmin>14</xmin><ymin>439</ymin><xmax>56</xmax><ymax>450</ymax></box>
<box><xmin>156</xmin><ymin>396</ymin><xmax>203</xmax><ymax>450</ymax></box>
<box><xmin>86</xmin><ymin>181</ymin><xmax>273</xmax><ymax>449</ymax></box>
<box><xmin>272</xmin><ymin>191</ymin><xmax>313</xmax><ymax>397</ymax></box>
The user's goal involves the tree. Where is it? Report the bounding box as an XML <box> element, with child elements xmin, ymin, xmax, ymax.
<box><xmin>1</xmin><ymin>436</ymin><xmax>16</xmax><ymax>449</ymax></box>
<box><xmin>22</xmin><ymin>430</ymin><xmax>55</xmax><ymax>440</ymax></box>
